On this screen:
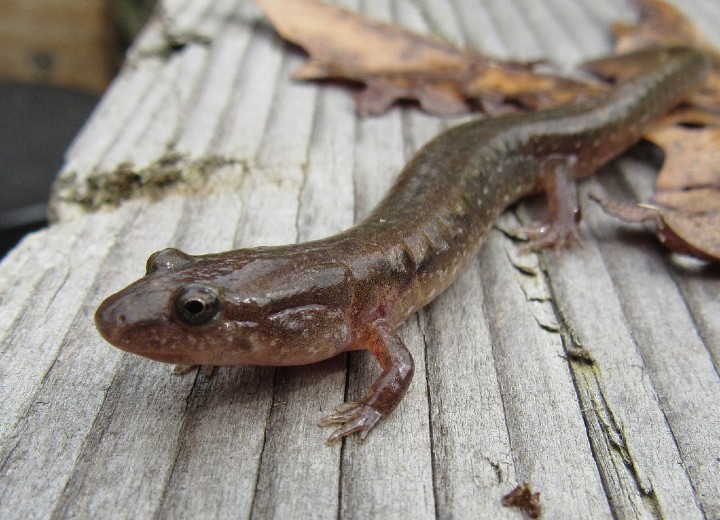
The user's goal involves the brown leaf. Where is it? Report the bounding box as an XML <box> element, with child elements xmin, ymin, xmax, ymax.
<box><xmin>584</xmin><ymin>46</ymin><xmax>678</xmax><ymax>82</ymax></box>
<box><xmin>255</xmin><ymin>0</ymin><xmax>470</xmax><ymax>77</ymax></box>
<box><xmin>586</xmin><ymin>0</ymin><xmax>720</xmax><ymax>262</ymax></box>
<box><xmin>354</xmin><ymin>77</ymin><xmax>470</xmax><ymax>116</ymax></box>
<box><xmin>462</xmin><ymin>62</ymin><xmax>602</xmax><ymax>111</ymax></box>
<box><xmin>590</xmin><ymin>123</ymin><xmax>720</xmax><ymax>262</ymax></box>
<box><xmin>593</xmin><ymin>125</ymin><xmax>720</xmax><ymax>262</ymax></box>
<box><xmin>657</xmin><ymin>106</ymin><xmax>720</xmax><ymax>128</ymax></box>
<box><xmin>591</xmin><ymin>192</ymin><xmax>720</xmax><ymax>262</ymax></box>
<box><xmin>611</xmin><ymin>0</ymin><xmax>700</xmax><ymax>52</ymax></box>
<box><xmin>688</xmin><ymin>58</ymin><xmax>720</xmax><ymax>113</ymax></box>
<box><xmin>255</xmin><ymin>0</ymin><xmax>720</xmax><ymax>262</ymax></box>
<box><xmin>645</xmin><ymin>126</ymin><xmax>720</xmax><ymax>190</ymax></box>
<box><xmin>651</xmin><ymin>189</ymin><xmax>720</xmax><ymax>261</ymax></box>
<box><xmin>253</xmin><ymin>0</ymin><xmax>594</xmax><ymax>115</ymax></box>
<box><xmin>254</xmin><ymin>0</ymin><xmax>473</xmax><ymax>115</ymax></box>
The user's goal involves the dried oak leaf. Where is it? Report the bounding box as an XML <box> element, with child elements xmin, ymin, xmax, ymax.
<box><xmin>253</xmin><ymin>0</ymin><xmax>596</xmax><ymax>116</ymax></box>
<box><xmin>584</xmin><ymin>0</ymin><xmax>720</xmax><ymax>262</ymax></box>
<box><xmin>618</xmin><ymin>0</ymin><xmax>720</xmax><ymax>114</ymax></box>
<box><xmin>658</xmin><ymin>105</ymin><xmax>720</xmax><ymax>128</ymax></box>
<box><xmin>462</xmin><ymin>62</ymin><xmax>603</xmax><ymax>113</ymax></box>
<box><xmin>586</xmin><ymin>0</ymin><xmax>720</xmax><ymax>114</ymax></box>
<box><xmin>611</xmin><ymin>0</ymin><xmax>700</xmax><ymax>53</ymax></box>
<box><xmin>592</xmin><ymin>126</ymin><xmax>720</xmax><ymax>262</ymax></box>
<box><xmin>648</xmin><ymin>125</ymin><xmax>720</xmax><ymax>190</ymax></box>
<box><xmin>646</xmin><ymin>126</ymin><xmax>720</xmax><ymax>262</ymax></box>
<box><xmin>584</xmin><ymin>46</ymin><xmax>677</xmax><ymax>82</ymax></box>
<box><xmin>690</xmin><ymin>57</ymin><xmax>720</xmax><ymax>114</ymax></box>
<box><xmin>591</xmin><ymin>191</ymin><xmax>720</xmax><ymax>262</ymax></box>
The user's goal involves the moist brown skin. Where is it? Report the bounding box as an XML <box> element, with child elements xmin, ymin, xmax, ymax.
<box><xmin>95</xmin><ymin>47</ymin><xmax>709</xmax><ymax>444</ymax></box>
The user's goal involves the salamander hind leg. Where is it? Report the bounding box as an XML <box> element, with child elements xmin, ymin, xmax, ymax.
<box><xmin>520</xmin><ymin>158</ymin><xmax>583</xmax><ymax>252</ymax></box>
<box><xmin>319</xmin><ymin>319</ymin><xmax>414</xmax><ymax>444</ymax></box>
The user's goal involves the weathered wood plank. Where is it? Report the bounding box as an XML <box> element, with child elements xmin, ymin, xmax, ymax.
<box><xmin>482</xmin><ymin>230</ymin><xmax>613</xmax><ymax>517</ymax></box>
<box><xmin>525</xmin><ymin>184</ymin><xmax>707</xmax><ymax>517</ymax></box>
<box><xmin>592</xmin><ymin>160</ymin><xmax>720</xmax><ymax>517</ymax></box>
<box><xmin>1</xmin><ymin>0</ymin><xmax>719</xmax><ymax>518</ymax></box>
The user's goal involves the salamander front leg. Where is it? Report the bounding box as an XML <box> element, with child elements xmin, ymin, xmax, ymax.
<box><xmin>521</xmin><ymin>160</ymin><xmax>582</xmax><ymax>251</ymax></box>
<box><xmin>320</xmin><ymin>319</ymin><xmax>414</xmax><ymax>444</ymax></box>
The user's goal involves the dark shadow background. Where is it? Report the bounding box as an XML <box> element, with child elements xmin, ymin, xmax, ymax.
<box><xmin>0</xmin><ymin>0</ymin><xmax>156</xmax><ymax>258</ymax></box>
<box><xmin>0</xmin><ymin>84</ymin><xmax>99</xmax><ymax>257</ymax></box>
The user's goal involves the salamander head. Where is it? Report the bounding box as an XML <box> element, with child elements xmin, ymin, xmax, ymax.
<box><xmin>95</xmin><ymin>247</ymin><xmax>355</xmax><ymax>366</ymax></box>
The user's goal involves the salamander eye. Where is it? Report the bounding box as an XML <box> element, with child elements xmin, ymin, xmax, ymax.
<box><xmin>174</xmin><ymin>284</ymin><xmax>222</xmax><ymax>326</ymax></box>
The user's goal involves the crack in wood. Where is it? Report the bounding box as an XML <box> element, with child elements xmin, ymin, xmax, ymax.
<box><xmin>561</xmin><ymin>334</ymin><xmax>662</xmax><ymax>517</ymax></box>
<box><xmin>510</xmin><ymin>237</ymin><xmax>666</xmax><ymax>517</ymax></box>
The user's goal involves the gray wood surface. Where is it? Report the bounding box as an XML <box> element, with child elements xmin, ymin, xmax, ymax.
<box><xmin>2</xmin><ymin>0</ymin><xmax>719</xmax><ymax>518</ymax></box>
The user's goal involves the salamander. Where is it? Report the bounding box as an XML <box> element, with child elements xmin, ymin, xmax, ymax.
<box><xmin>95</xmin><ymin>46</ymin><xmax>709</xmax><ymax>444</ymax></box>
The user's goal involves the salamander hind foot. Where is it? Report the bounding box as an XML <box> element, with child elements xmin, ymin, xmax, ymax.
<box><xmin>520</xmin><ymin>158</ymin><xmax>583</xmax><ymax>253</ymax></box>
<box><xmin>319</xmin><ymin>402</ymin><xmax>383</xmax><ymax>444</ymax></box>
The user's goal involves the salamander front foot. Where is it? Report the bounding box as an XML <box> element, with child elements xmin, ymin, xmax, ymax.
<box><xmin>319</xmin><ymin>402</ymin><xmax>383</xmax><ymax>444</ymax></box>
<box><xmin>318</xmin><ymin>319</ymin><xmax>414</xmax><ymax>445</ymax></box>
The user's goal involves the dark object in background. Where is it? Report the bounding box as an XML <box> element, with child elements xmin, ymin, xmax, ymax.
<box><xmin>0</xmin><ymin>83</ymin><xmax>98</xmax><ymax>258</ymax></box>
<box><xmin>112</xmin><ymin>0</ymin><xmax>158</xmax><ymax>48</ymax></box>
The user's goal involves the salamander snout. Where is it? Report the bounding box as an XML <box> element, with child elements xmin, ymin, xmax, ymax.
<box><xmin>94</xmin><ymin>293</ymin><xmax>128</xmax><ymax>346</ymax></box>
<box><xmin>94</xmin><ymin>276</ymin><xmax>234</xmax><ymax>365</ymax></box>
<box><xmin>94</xmin><ymin>289</ymin><xmax>158</xmax><ymax>348</ymax></box>
<box><xmin>94</xmin><ymin>282</ymin><xmax>177</xmax><ymax>353</ymax></box>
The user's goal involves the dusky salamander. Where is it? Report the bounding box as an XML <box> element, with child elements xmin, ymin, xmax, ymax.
<box><xmin>95</xmin><ymin>47</ymin><xmax>709</xmax><ymax>444</ymax></box>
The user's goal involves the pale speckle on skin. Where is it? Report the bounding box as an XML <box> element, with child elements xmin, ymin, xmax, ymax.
<box><xmin>248</xmin><ymin>333</ymin><xmax>263</xmax><ymax>353</ymax></box>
